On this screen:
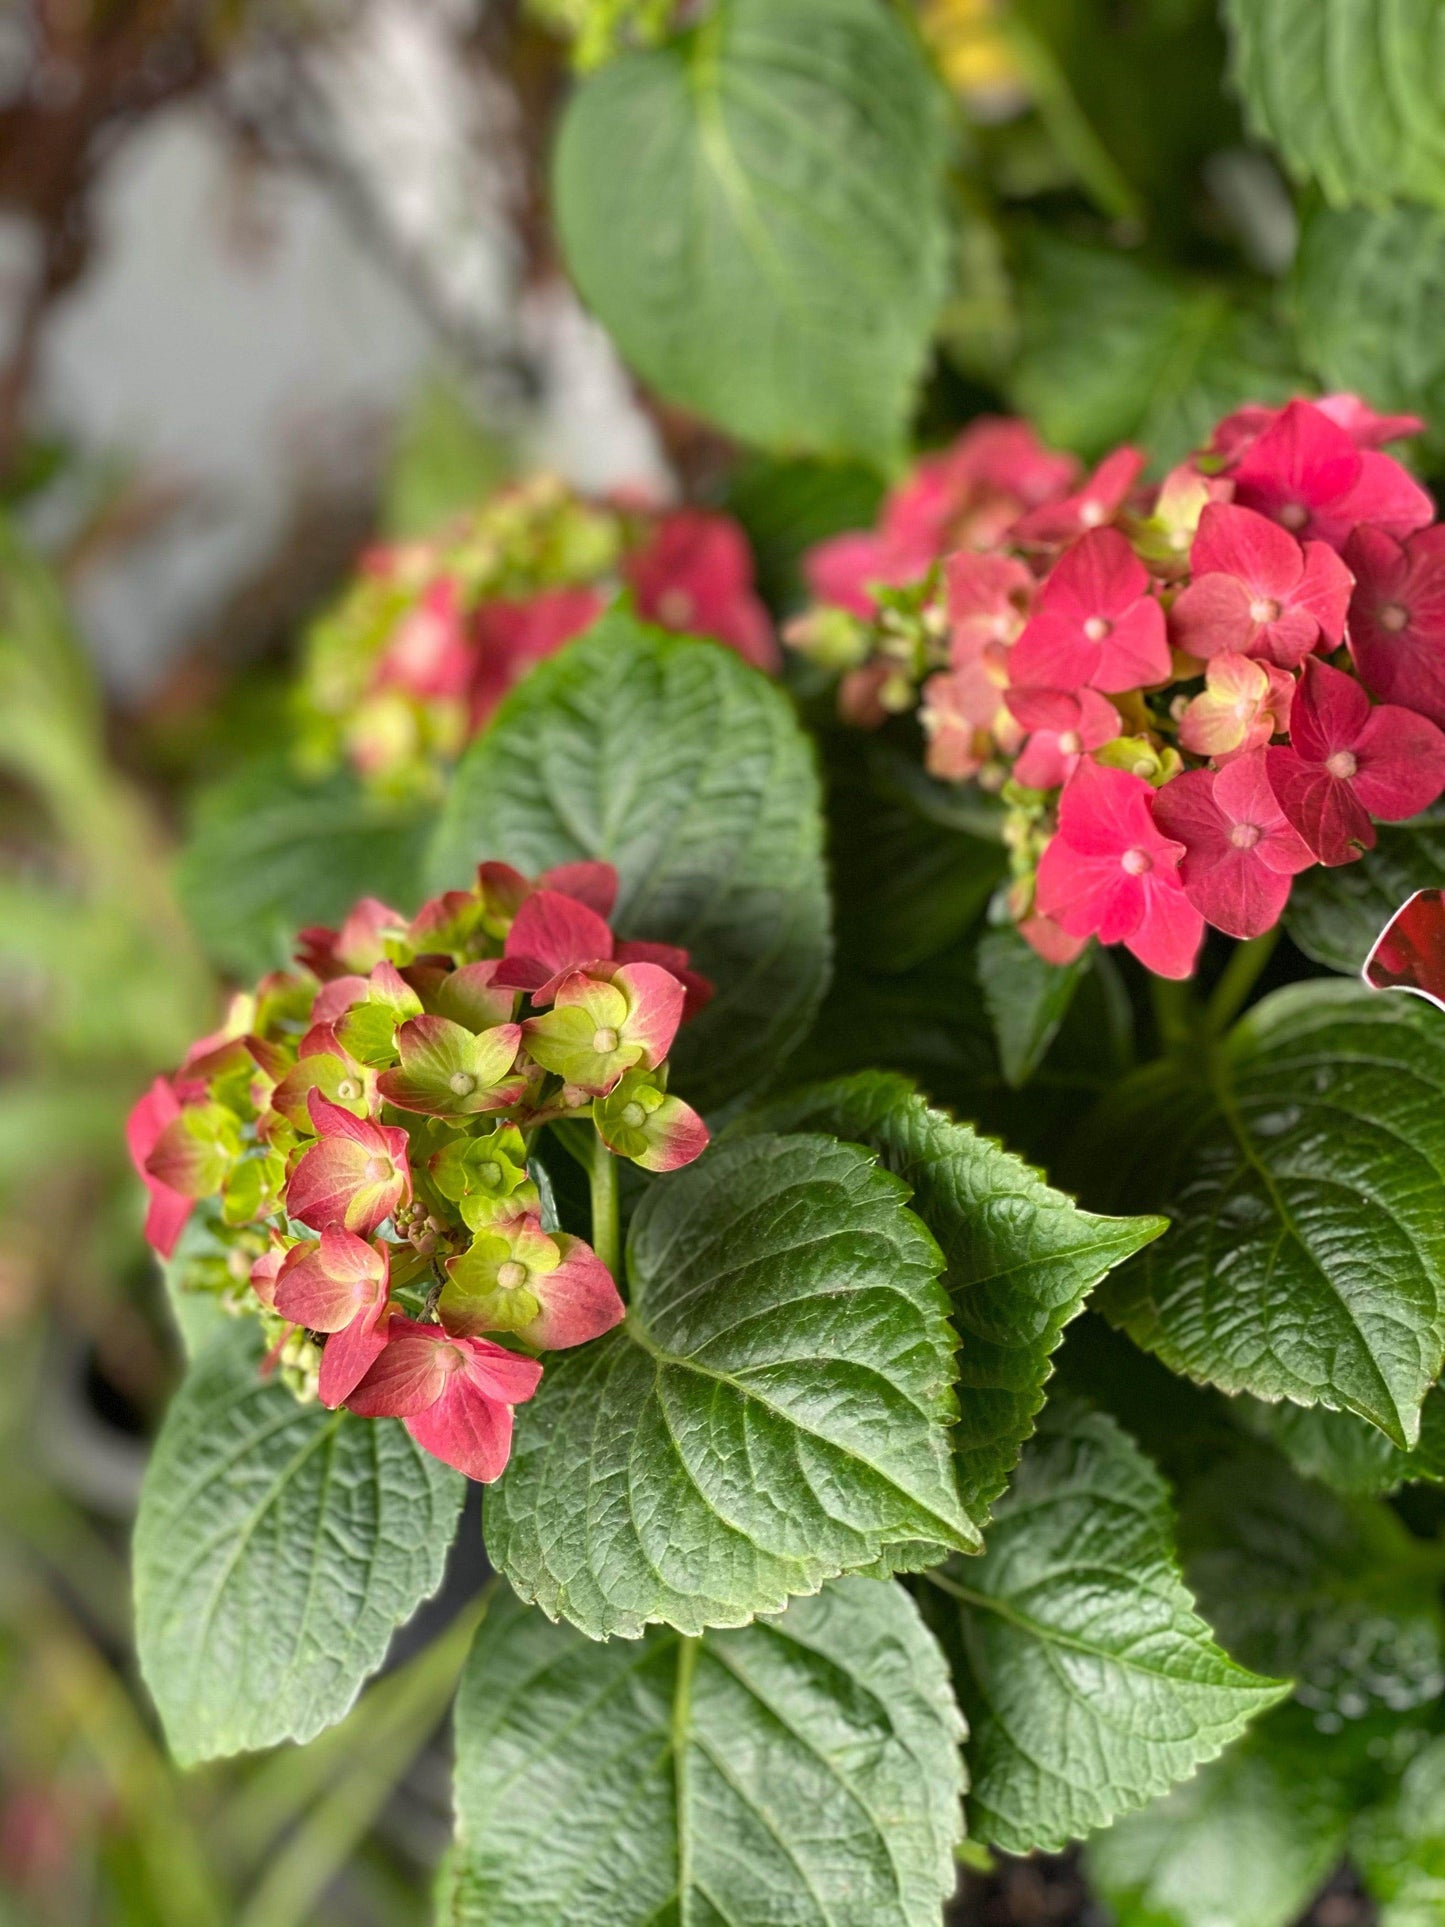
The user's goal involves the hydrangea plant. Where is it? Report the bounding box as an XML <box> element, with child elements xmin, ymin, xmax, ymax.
<box><xmin>125</xmin><ymin>0</ymin><xmax>1445</xmax><ymax>1913</ymax></box>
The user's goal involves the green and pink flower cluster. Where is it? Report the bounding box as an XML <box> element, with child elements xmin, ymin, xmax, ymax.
<box><xmin>299</xmin><ymin>473</ymin><xmax>776</xmax><ymax>797</ymax></box>
<box><xmin>126</xmin><ymin>861</ymin><xmax>709</xmax><ymax>1481</ymax></box>
<box><xmin>790</xmin><ymin>396</ymin><xmax>1445</xmax><ymax>978</ymax></box>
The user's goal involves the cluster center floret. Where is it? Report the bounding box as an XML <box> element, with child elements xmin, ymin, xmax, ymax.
<box><xmin>1083</xmin><ymin>616</ymin><xmax>1112</xmax><ymax>642</ymax></box>
<box><xmin>592</xmin><ymin>1026</ymin><xmax>619</xmax><ymax>1053</ymax></box>
<box><xmin>449</xmin><ymin>1070</ymin><xmax>477</xmax><ymax>1095</ymax></box>
<box><xmin>1229</xmin><ymin>821</ymin><xmax>1263</xmax><ymax>850</ymax></box>
<box><xmin>1249</xmin><ymin>596</ymin><xmax>1280</xmax><ymax>624</ymax></box>
<box><xmin>1279</xmin><ymin>501</ymin><xmax>1309</xmax><ymax>530</ymax></box>
<box><xmin>622</xmin><ymin>1101</ymin><xmax>648</xmax><ymax>1128</ymax></box>
<box><xmin>1121</xmin><ymin>847</ymin><xmax>1152</xmax><ymax>876</ymax></box>
<box><xmin>497</xmin><ymin>1260</ymin><xmax>528</xmax><ymax>1291</ymax></box>
<box><xmin>1381</xmin><ymin>602</ymin><xmax>1410</xmax><ymax>632</ymax></box>
<box><xmin>364</xmin><ymin>1155</ymin><xmax>394</xmax><ymax>1183</ymax></box>
<box><xmin>1326</xmin><ymin>749</ymin><xmax>1359</xmax><ymax>780</ymax></box>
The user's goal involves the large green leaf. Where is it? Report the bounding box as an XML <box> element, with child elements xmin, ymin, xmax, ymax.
<box><xmin>1224</xmin><ymin>0</ymin><xmax>1445</xmax><ymax>208</ymax></box>
<box><xmin>1286</xmin><ymin>808</ymin><xmax>1445</xmax><ymax>975</ymax></box>
<box><xmin>554</xmin><ymin>0</ymin><xmax>950</xmax><ymax>461</ymax></box>
<box><xmin>429</xmin><ymin>615</ymin><xmax>829</xmax><ymax>1111</ymax></box>
<box><xmin>921</xmin><ymin>1400</ymin><xmax>1286</xmax><ymax>1854</ymax></box>
<box><xmin>1086</xmin><ymin>1707</ymin><xmax>1360</xmax><ymax>1927</ymax></box>
<box><xmin>1354</xmin><ymin>1735</ymin><xmax>1445</xmax><ymax>1927</ymax></box>
<box><xmin>1295</xmin><ymin>206</ymin><xmax>1445</xmax><ymax>462</ymax></box>
<box><xmin>134</xmin><ymin>1324</ymin><xmax>463</xmax><ymax>1765</ymax></box>
<box><xmin>1181</xmin><ymin>1449</ymin><xmax>1445</xmax><ymax>1722</ymax></box>
<box><xmin>176</xmin><ymin>758</ymin><xmax>432</xmax><ymax>979</ymax></box>
<box><xmin>442</xmin><ymin>1576</ymin><xmax>964</xmax><ymax>1927</ymax></box>
<box><xmin>485</xmin><ymin>1132</ymin><xmax>973</xmax><ymax>1640</ymax></box>
<box><xmin>738</xmin><ymin>1072</ymin><xmax>1164</xmax><ymax>1527</ymax></box>
<box><xmin>1086</xmin><ymin>982</ymin><xmax>1445</xmax><ymax>1447</ymax></box>
<box><xmin>1009</xmin><ymin>234</ymin><xmax>1300</xmax><ymax>466</ymax></box>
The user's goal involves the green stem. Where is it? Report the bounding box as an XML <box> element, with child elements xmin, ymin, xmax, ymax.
<box><xmin>590</xmin><ymin>1136</ymin><xmax>620</xmax><ymax>1277</ymax></box>
<box><xmin>997</xmin><ymin>16</ymin><xmax>1143</xmax><ymax>227</ymax></box>
<box><xmin>1149</xmin><ymin>973</ymin><xmax>1198</xmax><ymax>1056</ymax></box>
<box><xmin>1205</xmin><ymin>929</ymin><xmax>1280</xmax><ymax>1036</ymax></box>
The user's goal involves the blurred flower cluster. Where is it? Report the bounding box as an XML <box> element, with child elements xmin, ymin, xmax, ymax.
<box><xmin>297</xmin><ymin>475</ymin><xmax>776</xmax><ymax>798</ymax></box>
<box><xmin>127</xmin><ymin>860</ymin><xmax>710</xmax><ymax>1481</ymax></box>
<box><xmin>789</xmin><ymin>397</ymin><xmax>1445</xmax><ymax>977</ymax></box>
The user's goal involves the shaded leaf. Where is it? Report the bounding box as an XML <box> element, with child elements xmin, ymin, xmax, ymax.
<box><xmin>1182</xmin><ymin>1449</ymin><xmax>1445</xmax><ymax>1723</ymax></box>
<box><xmin>176</xmin><ymin>758</ymin><xmax>432</xmax><ymax>979</ymax></box>
<box><xmin>443</xmin><ymin>1576</ymin><xmax>965</xmax><ymax>1927</ymax></box>
<box><xmin>1295</xmin><ymin>206</ymin><xmax>1445</xmax><ymax>463</ymax></box>
<box><xmin>923</xmin><ymin>1399</ymin><xmax>1286</xmax><ymax>1853</ymax></box>
<box><xmin>1086</xmin><ymin>1706</ymin><xmax>1361</xmax><ymax>1927</ymax></box>
<box><xmin>1354</xmin><ymin>1734</ymin><xmax>1445</xmax><ymax>1927</ymax></box>
<box><xmin>1286</xmin><ymin>807</ymin><xmax>1445</xmax><ymax>975</ymax></box>
<box><xmin>1009</xmin><ymin>233</ymin><xmax>1300</xmax><ymax>466</ymax></box>
<box><xmin>976</xmin><ymin>926</ymin><xmax>1088</xmax><ymax>1089</ymax></box>
<box><xmin>430</xmin><ymin>614</ymin><xmax>830</xmax><ymax>1111</ymax></box>
<box><xmin>486</xmin><ymin>1132</ymin><xmax>973</xmax><ymax>1639</ymax></box>
<box><xmin>1235</xmin><ymin>1385</ymin><xmax>1445</xmax><ymax>1499</ymax></box>
<box><xmin>1086</xmin><ymin>982</ymin><xmax>1445</xmax><ymax>1447</ymax></box>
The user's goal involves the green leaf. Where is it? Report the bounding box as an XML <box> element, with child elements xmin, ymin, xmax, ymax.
<box><xmin>1235</xmin><ymin>1385</ymin><xmax>1445</xmax><ymax>1499</ymax></box>
<box><xmin>922</xmin><ymin>1400</ymin><xmax>1286</xmax><ymax>1854</ymax></box>
<box><xmin>725</xmin><ymin>454</ymin><xmax>885</xmax><ymax>611</ymax></box>
<box><xmin>976</xmin><ymin>926</ymin><xmax>1088</xmax><ymax>1089</ymax></box>
<box><xmin>1286</xmin><ymin>807</ymin><xmax>1445</xmax><ymax>975</ymax></box>
<box><xmin>738</xmin><ymin>1071</ymin><xmax>1164</xmax><ymax>1528</ymax></box>
<box><xmin>1354</xmin><ymin>1735</ymin><xmax>1445</xmax><ymax>1927</ymax></box>
<box><xmin>1181</xmin><ymin>1449</ymin><xmax>1445</xmax><ymax>1723</ymax></box>
<box><xmin>443</xmin><ymin>1575</ymin><xmax>964</xmax><ymax>1927</ymax></box>
<box><xmin>134</xmin><ymin>1324</ymin><xmax>463</xmax><ymax>1764</ymax></box>
<box><xmin>429</xmin><ymin>614</ymin><xmax>830</xmax><ymax>1111</ymax></box>
<box><xmin>176</xmin><ymin>758</ymin><xmax>432</xmax><ymax>979</ymax></box>
<box><xmin>1086</xmin><ymin>982</ymin><xmax>1445</xmax><ymax>1447</ymax></box>
<box><xmin>1295</xmin><ymin>206</ymin><xmax>1445</xmax><ymax>462</ymax></box>
<box><xmin>554</xmin><ymin>0</ymin><xmax>950</xmax><ymax>462</ymax></box>
<box><xmin>1008</xmin><ymin>233</ymin><xmax>1300</xmax><ymax>466</ymax></box>
<box><xmin>1223</xmin><ymin>0</ymin><xmax>1445</xmax><ymax>208</ymax></box>
<box><xmin>485</xmin><ymin>1131</ymin><xmax>973</xmax><ymax>1640</ymax></box>
<box><xmin>1086</xmin><ymin>1707</ymin><xmax>1359</xmax><ymax>1927</ymax></box>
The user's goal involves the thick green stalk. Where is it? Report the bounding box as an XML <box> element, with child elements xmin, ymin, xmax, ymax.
<box><xmin>1205</xmin><ymin>928</ymin><xmax>1280</xmax><ymax>1036</ymax></box>
<box><xmin>590</xmin><ymin>1137</ymin><xmax>621</xmax><ymax>1277</ymax></box>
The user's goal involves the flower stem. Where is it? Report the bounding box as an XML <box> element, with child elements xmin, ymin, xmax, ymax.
<box><xmin>1149</xmin><ymin>973</ymin><xmax>1197</xmax><ymax>1055</ymax></box>
<box><xmin>590</xmin><ymin>1137</ymin><xmax>620</xmax><ymax>1277</ymax></box>
<box><xmin>1206</xmin><ymin>929</ymin><xmax>1280</xmax><ymax>1036</ymax></box>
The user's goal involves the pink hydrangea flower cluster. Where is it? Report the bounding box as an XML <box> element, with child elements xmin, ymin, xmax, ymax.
<box><xmin>789</xmin><ymin>398</ymin><xmax>1445</xmax><ymax>978</ymax></box>
<box><xmin>300</xmin><ymin>474</ymin><xmax>777</xmax><ymax>797</ymax></box>
<box><xmin>126</xmin><ymin>862</ymin><xmax>710</xmax><ymax>1481</ymax></box>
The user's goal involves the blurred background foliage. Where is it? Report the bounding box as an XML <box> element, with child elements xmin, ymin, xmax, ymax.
<box><xmin>4</xmin><ymin>0</ymin><xmax>1445</xmax><ymax>1921</ymax></box>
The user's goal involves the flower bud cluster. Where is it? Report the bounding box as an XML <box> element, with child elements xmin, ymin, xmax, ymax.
<box><xmin>789</xmin><ymin>397</ymin><xmax>1445</xmax><ymax>978</ymax></box>
<box><xmin>126</xmin><ymin>861</ymin><xmax>711</xmax><ymax>1480</ymax></box>
<box><xmin>298</xmin><ymin>475</ymin><xmax>777</xmax><ymax>798</ymax></box>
